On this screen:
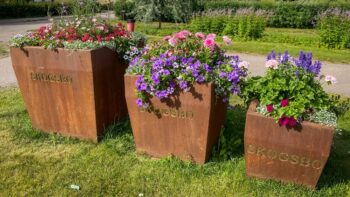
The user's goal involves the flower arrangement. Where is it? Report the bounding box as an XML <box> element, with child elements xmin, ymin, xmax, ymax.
<box><xmin>242</xmin><ymin>50</ymin><xmax>347</xmax><ymax>127</ymax></box>
<box><xmin>126</xmin><ymin>30</ymin><xmax>248</xmax><ymax>108</ymax></box>
<box><xmin>10</xmin><ymin>17</ymin><xmax>146</xmax><ymax>60</ymax></box>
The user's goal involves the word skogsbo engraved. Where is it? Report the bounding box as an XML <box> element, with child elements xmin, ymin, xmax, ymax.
<box><xmin>247</xmin><ymin>144</ymin><xmax>323</xmax><ymax>170</ymax></box>
<box><xmin>140</xmin><ymin>106</ymin><xmax>194</xmax><ymax>119</ymax></box>
<box><xmin>30</xmin><ymin>72</ymin><xmax>73</xmax><ymax>84</ymax></box>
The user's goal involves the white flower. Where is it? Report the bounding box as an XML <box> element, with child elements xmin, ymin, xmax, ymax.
<box><xmin>238</xmin><ymin>61</ymin><xmax>249</xmax><ymax>69</ymax></box>
<box><xmin>92</xmin><ymin>18</ymin><xmax>97</xmax><ymax>23</ymax></box>
<box><xmin>223</xmin><ymin>36</ymin><xmax>232</xmax><ymax>45</ymax></box>
<box><xmin>325</xmin><ymin>75</ymin><xmax>337</xmax><ymax>84</ymax></box>
<box><xmin>265</xmin><ymin>59</ymin><xmax>279</xmax><ymax>69</ymax></box>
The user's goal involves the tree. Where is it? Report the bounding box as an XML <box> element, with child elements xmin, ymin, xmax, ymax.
<box><xmin>133</xmin><ymin>0</ymin><xmax>194</xmax><ymax>29</ymax></box>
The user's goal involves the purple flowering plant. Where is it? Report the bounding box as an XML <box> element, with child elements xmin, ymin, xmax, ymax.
<box><xmin>241</xmin><ymin>50</ymin><xmax>341</xmax><ymax>127</ymax></box>
<box><xmin>126</xmin><ymin>30</ymin><xmax>248</xmax><ymax>108</ymax></box>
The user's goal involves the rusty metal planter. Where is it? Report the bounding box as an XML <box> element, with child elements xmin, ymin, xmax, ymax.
<box><xmin>125</xmin><ymin>74</ymin><xmax>227</xmax><ymax>164</ymax></box>
<box><xmin>10</xmin><ymin>46</ymin><xmax>128</xmax><ymax>142</ymax></box>
<box><xmin>244</xmin><ymin>100</ymin><xmax>335</xmax><ymax>188</ymax></box>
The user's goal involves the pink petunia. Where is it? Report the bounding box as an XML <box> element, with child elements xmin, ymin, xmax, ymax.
<box><xmin>223</xmin><ymin>36</ymin><xmax>232</xmax><ymax>45</ymax></box>
<box><xmin>207</xmin><ymin>33</ymin><xmax>216</xmax><ymax>39</ymax></box>
<box><xmin>266</xmin><ymin>104</ymin><xmax>273</xmax><ymax>112</ymax></box>
<box><xmin>195</xmin><ymin>32</ymin><xmax>205</xmax><ymax>39</ymax></box>
<box><xmin>278</xmin><ymin>116</ymin><xmax>289</xmax><ymax>126</ymax></box>
<box><xmin>168</xmin><ymin>38</ymin><xmax>177</xmax><ymax>46</ymax></box>
<box><xmin>204</xmin><ymin>37</ymin><xmax>215</xmax><ymax>48</ymax></box>
<box><xmin>163</xmin><ymin>35</ymin><xmax>171</xmax><ymax>41</ymax></box>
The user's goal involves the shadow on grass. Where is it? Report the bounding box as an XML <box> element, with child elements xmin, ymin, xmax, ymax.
<box><xmin>210</xmin><ymin>105</ymin><xmax>247</xmax><ymax>162</ymax></box>
<box><xmin>317</xmin><ymin>130</ymin><xmax>350</xmax><ymax>189</ymax></box>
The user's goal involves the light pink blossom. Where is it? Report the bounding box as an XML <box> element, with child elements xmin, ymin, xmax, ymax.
<box><xmin>168</xmin><ymin>38</ymin><xmax>177</xmax><ymax>46</ymax></box>
<box><xmin>195</xmin><ymin>32</ymin><xmax>205</xmax><ymax>39</ymax></box>
<box><xmin>207</xmin><ymin>33</ymin><xmax>216</xmax><ymax>39</ymax></box>
<box><xmin>204</xmin><ymin>37</ymin><xmax>215</xmax><ymax>48</ymax></box>
<box><xmin>163</xmin><ymin>35</ymin><xmax>171</xmax><ymax>41</ymax></box>
<box><xmin>179</xmin><ymin>30</ymin><xmax>191</xmax><ymax>36</ymax></box>
<box><xmin>174</xmin><ymin>32</ymin><xmax>186</xmax><ymax>40</ymax></box>
<box><xmin>223</xmin><ymin>36</ymin><xmax>232</xmax><ymax>45</ymax></box>
<box><xmin>325</xmin><ymin>75</ymin><xmax>337</xmax><ymax>84</ymax></box>
<box><xmin>265</xmin><ymin>59</ymin><xmax>279</xmax><ymax>69</ymax></box>
<box><xmin>238</xmin><ymin>61</ymin><xmax>249</xmax><ymax>69</ymax></box>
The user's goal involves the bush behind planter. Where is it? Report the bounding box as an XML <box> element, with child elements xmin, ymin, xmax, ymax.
<box><xmin>318</xmin><ymin>15</ymin><xmax>350</xmax><ymax>49</ymax></box>
<box><xmin>0</xmin><ymin>2</ymin><xmax>73</xmax><ymax>19</ymax></box>
<box><xmin>203</xmin><ymin>1</ymin><xmax>350</xmax><ymax>29</ymax></box>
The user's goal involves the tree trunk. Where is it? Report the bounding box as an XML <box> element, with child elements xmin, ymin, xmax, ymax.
<box><xmin>158</xmin><ymin>20</ymin><xmax>162</xmax><ymax>29</ymax></box>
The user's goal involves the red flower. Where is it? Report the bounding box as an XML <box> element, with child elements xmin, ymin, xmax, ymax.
<box><xmin>96</xmin><ymin>35</ymin><xmax>102</xmax><ymax>42</ymax></box>
<box><xmin>281</xmin><ymin>99</ymin><xmax>289</xmax><ymax>107</ymax></box>
<box><xmin>81</xmin><ymin>33</ymin><xmax>91</xmax><ymax>42</ymax></box>
<box><xmin>266</xmin><ymin>104</ymin><xmax>273</xmax><ymax>112</ymax></box>
<box><xmin>288</xmin><ymin>117</ymin><xmax>297</xmax><ymax>127</ymax></box>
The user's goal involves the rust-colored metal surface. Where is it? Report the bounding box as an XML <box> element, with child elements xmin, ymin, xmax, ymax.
<box><xmin>125</xmin><ymin>74</ymin><xmax>227</xmax><ymax>164</ymax></box>
<box><xmin>10</xmin><ymin>47</ymin><xmax>128</xmax><ymax>142</ymax></box>
<box><xmin>244</xmin><ymin>100</ymin><xmax>335</xmax><ymax>188</ymax></box>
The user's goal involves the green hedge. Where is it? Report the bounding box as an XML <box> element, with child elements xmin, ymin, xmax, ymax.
<box><xmin>190</xmin><ymin>9</ymin><xmax>268</xmax><ymax>40</ymax></box>
<box><xmin>202</xmin><ymin>1</ymin><xmax>350</xmax><ymax>29</ymax></box>
<box><xmin>0</xmin><ymin>2</ymin><xmax>72</xmax><ymax>19</ymax></box>
<box><xmin>318</xmin><ymin>11</ymin><xmax>350</xmax><ymax>49</ymax></box>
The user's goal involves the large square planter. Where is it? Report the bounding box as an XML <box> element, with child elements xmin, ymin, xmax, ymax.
<box><xmin>124</xmin><ymin>74</ymin><xmax>227</xmax><ymax>164</ymax></box>
<box><xmin>10</xmin><ymin>47</ymin><xmax>128</xmax><ymax>142</ymax></box>
<box><xmin>244</xmin><ymin>100</ymin><xmax>335</xmax><ymax>188</ymax></box>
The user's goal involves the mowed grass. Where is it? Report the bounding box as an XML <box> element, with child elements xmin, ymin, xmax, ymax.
<box><xmin>0</xmin><ymin>87</ymin><xmax>350</xmax><ymax>196</ymax></box>
<box><xmin>0</xmin><ymin>42</ymin><xmax>9</xmax><ymax>58</ymax></box>
<box><xmin>123</xmin><ymin>21</ymin><xmax>350</xmax><ymax>64</ymax></box>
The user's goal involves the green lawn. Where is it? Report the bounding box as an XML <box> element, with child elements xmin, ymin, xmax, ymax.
<box><xmin>126</xmin><ymin>22</ymin><xmax>350</xmax><ymax>64</ymax></box>
<box><xmin>0</xmin><ymin>42</ymin><xmax>9</xmax><ymax>58</ymax></box>
<box><xmin>1</xmin><ymin>87</ymin><xmax>349</xmax><ymax>196</ymax></box>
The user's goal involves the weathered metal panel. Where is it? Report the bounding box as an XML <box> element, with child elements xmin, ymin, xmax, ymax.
<box><xmin>244</xmin><ymin>100</ymin><xmax>335</xmax><ymax>188</ymax></box>
<box><xmin>125</xmin><ymin>74</ymin><xmax>227</xmax><ymax>164</ymax></box>
<box><xmin>10</xmin><ymin>46</ymin><xmax>128</xmax><ymax>142</ymax></box>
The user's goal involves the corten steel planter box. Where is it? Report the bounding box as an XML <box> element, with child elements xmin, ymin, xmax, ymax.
<box><xmin>10</xmin><ymin>46</ymin><xmax>128</xmax><ymax>142</ymax></box>
<box><xmin>125</xmin><ymin>74</ymin><xmax>227</xmax><ymax>164</ymax></box>
<box><xmin>244</xmin><ymin>100</ymin><xmax>335</xmax><ymax>189</ymax></box>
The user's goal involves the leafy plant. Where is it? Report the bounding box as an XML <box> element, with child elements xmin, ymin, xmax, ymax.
<box><xmin>241</xmin><ymin>50</ymin><xmax>339</xmax><ymax>127</ymax></box>
<box><xmin>126</xmin><ymin>31</ymin><xmax>248</xmax><ymax>108</ymax></box>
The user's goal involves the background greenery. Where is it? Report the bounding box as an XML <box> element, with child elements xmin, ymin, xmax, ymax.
<box><xmin>0</xmin><ymin>87</ymin><xmax>349</xmax><ymax>196</ymax></box>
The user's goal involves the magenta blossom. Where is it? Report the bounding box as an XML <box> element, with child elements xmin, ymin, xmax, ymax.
<box><xmin>281</xmin><ymin>99</ymin><xmax>289</xmax><ymax>107</ymax></box>
<box><xmin>223</xmin><ymin>36</ymin><xmax>232</xmax><ymax>45</ymax></box>
<box><xmin>204</xmin><ymin>37</ymin><xmax>215</xmax><ymax>48</ymax></box>
<box><xmin>195</xmin><ymin>32</ymin><xmax>205</xmax><ymax>39</ymax></box>
<box><xmin>266</xmin><ymin>104</ymin><xmax>273</xmax><ymax>112</ymax></box>
<box><xmin>278</xmin><ymin>116</ymin><xmax>297</xmax><ymax>127</ymax></box>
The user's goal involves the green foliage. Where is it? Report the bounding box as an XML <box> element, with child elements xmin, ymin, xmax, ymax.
<box><xmin>190</xmin><ymin>9</ymin><xmax>269</xmax><ymax>40</ymax></box>
<box><xmin>241</xmin><ymin>55</ymin><xmax>335</xmax><ymax>124</ymax></box>
<box><xmin>0</xmin><ymin>2</ymin><xmax>72</xmax><ymax>19</ymax></box>
<box><xmin>71</xmin><ymin>0</ymin><xmax>101</xmax><ymax>18</ymax></box>
<box><xmin>114</xmin><ymin>0</ymin><xmax>136</xmax><ymax>20</ymax></box>
<box><xmin>318</xmin><ymin>10</ymin><xmax>350</xmax><ymax>49</ymax></box>
<box><xmin>202</xmin><ymin>0</ymin><xmax>350</xmax><ymax>29</ymax></box>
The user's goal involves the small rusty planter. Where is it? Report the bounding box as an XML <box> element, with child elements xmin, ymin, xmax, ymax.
<box><xmin>244</xmin><ymin>100</ymin><xmax>335</xmax><ymax>188</ymax></box>
<box><xmin>125</xmin><ymin>74</ymin><xmax>227</xmax><ymax>164</ymax></box>
<box><xmin>10</xmin><ymin>46</ymin><xmax>128</xmax><ymax>142</ymax></box>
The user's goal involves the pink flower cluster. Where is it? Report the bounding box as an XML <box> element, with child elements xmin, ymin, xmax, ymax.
<box><xmin>162</xmin><ymin>31</ymin><xmax>232</xmax><ymax>49</ymax></box>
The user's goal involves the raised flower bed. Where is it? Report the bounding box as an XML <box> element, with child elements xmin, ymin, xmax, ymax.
<box><xmin>125</xmin><ymin>31</ymin><xmax>248</xmax><ymax>164</ymax></box>
<box><xmin>242</xmin><ymin>51</ymin><xmax>346</xmax><ymax>188</ymax></box>
<box><xmin>10</xmin><ymin>17</ymin><xmax>145</xmax><ymax>142</ymax></box>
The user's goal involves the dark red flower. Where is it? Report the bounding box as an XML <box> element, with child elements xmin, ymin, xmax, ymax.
<box><xmin>278</xmin><ymin>116</ymin><xmax>289</xmax><ymax>126</ymax></box>
<box><xmin>281</xmin><ymin>99</ymin><xmax>289</xmax><ymax>107</ymax></box>
<box><xmin>288</xmin><ymin>117</ymin><xmax>297</xmax><ymax>127</ymax></box>
<box><xmin>266</xmin><ymin>104</ymin><xmax>273</xmax><ymax>112</ymax></box>
<box><xmin>81</xmin><ymin>33</ymin><xmax>91</xmax><ymax>42</ymax></box>
<box><xmin>96</xmin><ymin>35</ymin><xmax>102</xmax><ymax>42</ymax></box>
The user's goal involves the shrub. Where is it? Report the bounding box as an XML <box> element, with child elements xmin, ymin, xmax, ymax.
<box><xmin>190</xmin><ymin>8</ymin><xmax>270</xmax><ymax>40</ymax></box>
<box><xmin>318</xmin><ymin>9</ymin><xmax>350</xmax><ymax>49</ymax></box>
<box><xmin>114</xmin><ymin>0</ymin><xmax>136</xmax><ymax>20</ymax></box>
<box><xmin>0</xmin><ymin>2</ymin><xmax>72</xmax><ymax>19</ymax></box>
<box><xmin>202</xmin><ymin>0</ymin><xmax>350</xmax><ymax>29</ymax></box>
